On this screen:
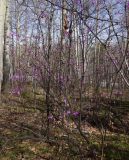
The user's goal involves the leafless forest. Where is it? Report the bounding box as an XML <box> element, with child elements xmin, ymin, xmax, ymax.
<box><xmin>0</xmin><ymin>0</ymin><xmax>129</xmax><ymax>159</ymax></box>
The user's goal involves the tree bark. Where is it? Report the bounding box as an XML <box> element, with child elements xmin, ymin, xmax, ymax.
<box><xmin>0</xmin><ymin>0</ymin><xmax>9</xmax><ymax>93</ymax></box>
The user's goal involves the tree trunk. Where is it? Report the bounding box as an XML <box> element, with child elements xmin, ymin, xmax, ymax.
<box><xmin>0</xmin><ymin>0</ymin><xmax>9</xmax><ymax>93</ymax></box>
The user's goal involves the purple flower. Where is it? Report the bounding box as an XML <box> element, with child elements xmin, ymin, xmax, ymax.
<box><xmin>11</xmin><ymin>87</ymin><xmax>22</xmax><ymax>96</ymax></box>
<box><xmin>65</xmin><ymin>110</ymin><xmax>71</xmax><ymax>115</ymax></box>
<box><xmin>59</xmin><ymin>115</ymin><xmax>63</xmax><ymax>119</ymax></box>
<box><xmin>64</xmin><ymin>98</ymin><xmax>69</xmax><ymax>106</ymax></box>
<box><xmin>73</xmin><ymin>112</ymin><xmax>80</xmax><ymax>117</ymax></box>
<box><xmin>10</xmin><ymin>72</ymin><xmax>25</xmax><ymax>82</ymax></box>
<box><xmin>48</xmin><ymin>115</ymin><xmax>54</xmax><ymax>120</ymax></box>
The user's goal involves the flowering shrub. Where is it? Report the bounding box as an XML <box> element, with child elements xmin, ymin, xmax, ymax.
<box><xmin>10</xmin><ymin>86</ymin><xmax>22</xmax><ymax>96</ymax></box>
<box><xmin>10</xmin><ymin>70</ymin><xmax>26</xmax><ymax>96</ymax></box>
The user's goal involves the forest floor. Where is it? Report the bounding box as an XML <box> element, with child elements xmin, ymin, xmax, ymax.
<box><xmin>0</xmin><ymin>91</ymin><xmax>129</xmax><ymax>160</ymax></box>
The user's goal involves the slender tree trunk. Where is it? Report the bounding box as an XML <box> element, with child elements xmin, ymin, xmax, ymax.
<box><xmin>46</xmin><ymin>5</ymin><xmax>54</xmax><ymax>140</ymax></box>
<box><xmin>0</xmin><ymin>0</ymin><xmax>8</xmax><ymax>94</ymax></box>
<box><xmin>2</xmin><ymin>0</ymin><xmax>10</xmax><ymax>92</ymax></box>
